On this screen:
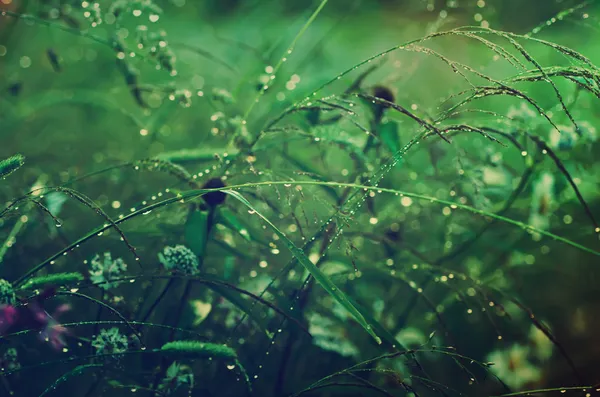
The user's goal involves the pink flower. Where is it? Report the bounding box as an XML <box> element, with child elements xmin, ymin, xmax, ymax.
<box><xmin>37</xmin><ymin>304</ymin><xmax>71</xmax><ymax>350</ymax></box>
<box><xmin>0</xmin><ymin>289</ymin><xmax>71</xmax><ymax>351</ymax></box>
<box><xmin>0</xmin><ymin>304</ymin><xmax>18</xmax><ymax>334</ymax></box>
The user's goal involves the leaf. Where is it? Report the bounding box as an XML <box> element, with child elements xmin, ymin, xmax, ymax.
<box><xmin>38</xmin><ymin>364</ymin><xmax>103</xmax><ymax>397</ymax></box>
<box><xmin>204</xmin><ymin>281</ymin><xmax>274</xmax><ymax>338</ymax></box>
<box><xmin>190</xmin><ymin>299</ymin><xmax>212</xmax><ymax>326</ymax></box>
<box><xmin>224</xmin><ymin>190</ymin><xmax>382</xmax><ymax>344</ymax></box>
<box><xmin>144</xmin><ymin>98</ymin><xmax>180</xmax><ymax>136</ymax></box>
<box><xmin>346</xmin><ymin>296</ymin><xmax>407</xmax><ymax>351</ymax></box>
<box><xmin>12</xmin><ymin>90</ymin><xmax>144</xmax><ymax>127</ymax></box>
<box><xmin>217</xmin><ymin>207</ymin><xmax>252</xmax><ymax>242</ymax></box>
<box><xmin>185</xmin><ymin>209</ymin><xmax>210</xmax><ymax>258</ymax></box>
<box><xmin>155</xmin><ymin>147</ymin><xmax>238</xmax><ymax>164</ymax></box>
<box><xmin>307</xmin><ymin>312</ymin><xmax>360</xmax><ymax>357</ymax></box>
<box><xmin>379</xmin><ymin>120</ymin><xmax>400</xmax><ymax>153</ymax></box>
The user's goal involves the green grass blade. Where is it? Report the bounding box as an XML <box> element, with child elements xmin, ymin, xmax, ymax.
<box><xmin>224</xmin><ymin>189</ymin><xmax>382</xmax><ymax>344</ymax></box>
<box><xmin>225</xmin><ymin>181</ymin><xmax>600</xmax><ymax>257</ymax></box>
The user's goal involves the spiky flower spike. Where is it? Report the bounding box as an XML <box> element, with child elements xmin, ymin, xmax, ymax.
<box><xmin>21</xmin><ymin>273</ymin><xmax>83</xmax><ymax>290</ymax></box>
<box><xmin>0</xmin><ymin>154</ymin><xmax>24</xmax><ymax>179</ymax></box>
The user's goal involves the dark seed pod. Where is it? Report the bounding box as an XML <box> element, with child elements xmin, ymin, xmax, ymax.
<box><xmin>46</xmin><ymin>49</ymin><xmax>61</xmax><ymax>73</ymax></box>
<box><xmin>373</xmin><ymin>85</ymin><xmax>395</xmax><ymax>105</ymax></box>
<box><xmin>8</xmin><ymin>82</ymin><xmax>22</xmax><ymax>97</ymax></box>
<box><xmin>371</xmin><ymin>85</ymin><xmax>395</xmax><ymax>123</ymax></box>
<box><xmin>202</xmin><ymin>178</ymin><xmax>227</xmax><ymax>207</ymax></box>
<box><xmin>306</xmin><ymin>107</ymin><xmax>320</xmax><ymax>126</ymax></box>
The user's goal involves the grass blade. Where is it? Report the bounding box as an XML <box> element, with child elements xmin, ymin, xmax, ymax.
<box><xmin>224</xmin><ymin>189</ymin><xmax>382</xmax><ymax>344</ymax></box>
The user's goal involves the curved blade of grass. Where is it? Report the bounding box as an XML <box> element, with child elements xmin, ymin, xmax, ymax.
<box><xmin>225</xmin><ymin>181</ymin><xmax>600</xmax><ymax>257</ymax></box>
<box><xmin>155</xmin><ymin>147</ymin><xmax>238</xmax><ymax>164</ymax></box>
<box><xmin>11</xmin><ymin>90</ymin><xmax>144</xmax><ymax>128</ymax></box>
<box><xmin>224</xmin><ymin>189</ymin><xmax>382</xmax><ymax>344</ymax></box>
<box><xmin>234</xmin><ymin>0</ymin><xmax>329</xmax><ymax>142</ymax></box>
<box><xmin>493</xmin><ymin>385</ymin><xmax>594</xmax><ymax>397</ymax></box>
<box><xmin>217</xmin><ymin>207</ymin><xmax>253</xmax><ymax>242</ymax></box>
<box><xmin>185</xmin><ymin>209</ymin><xmax>210</xmax><ymax>258</ymax></box>
<box><xmin>345</xmin><ymin>296</ymin><xmax>407</xmax><ymax>351</ymax></box>
<box><xmin>205</xmin><ymin>281</ymin><xmax>274</xmax><ymax>338</ymax></box>
<box><xmin>38</xmin><ymin>364</ymin><xmax>103</xmax><ymax>397</ymax></box>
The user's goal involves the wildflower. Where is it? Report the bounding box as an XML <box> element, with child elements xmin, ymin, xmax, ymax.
<box><xmin>39</xmin><ymin>304</ymin><xmax>71</xmax><ymax>350</ymax></box>
<box><xmin>159</xmin><ymin>361</ymin><xmax>194</xmax><ymax>394</ymax></box>
<box><xmin>0</xmin><ymin>279</ymin><xmax>16</xmax><ymax>305</ymax></box>
<box><xmin>92</xmin><ymin>327</ymin><xmax>129</xmax><ymax>356</ymax></box>
<box><xmin>89</xmin><ymin>252</ymin><xmax>128</xmax><ymax>290</ymax></box>
<box><xmin>159</xmin><ymin>245</ymin><xmax>199</xmax><ymax>275</ymax></box>
<box><xmin>528</xmin><ymin>172</ymin><xmax>555</xmax><ymax>231</ymax></box>
<box><xmin>0</xmin><ymin>304</ymin><xmax>17</xmax><ymax>334</ymax></box>
<box><xmin>0</xmin><ymin>288</ymin><xmax>71</xmax><ymax>351</ymax></box>
<box><xmin>486</xmin><ymin>344</ymin><xmax>542</xmax><ymax>390</ymax></box>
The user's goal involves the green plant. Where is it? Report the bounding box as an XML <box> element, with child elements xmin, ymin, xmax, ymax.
<box><xmin>1</xmin><ymin>0</ymin><xmax>599</xmax><ymax>396</ymax></box>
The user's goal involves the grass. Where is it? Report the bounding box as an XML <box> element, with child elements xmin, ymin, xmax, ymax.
<box><xmin>1</xmin><ymin>0</ymin><xmax>600</xmax><ymax>396</ymax></box>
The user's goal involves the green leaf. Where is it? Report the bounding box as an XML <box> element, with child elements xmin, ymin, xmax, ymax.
<box><xmin>279</xmin><ymin>151</ymin><xmax>340</xmax><ymax>201</ymax></box>
<box><xmin>217</xmin><ymin>207</ymin><xmax>252</xmax><ymax>242</ymax></box>
<box><xmin>204</xmin><ymin>281</ymin><xmax>274</xmax><ymax>338</ymax></box>
<box><xmin>155</xmin><ymin>147</ymin><xmax>238</xmax><ymax>164</ymax></box>
<box><xmin>346</xmin><ymin>296</ymin><xmax>407</xmax><ymax>351</ymax></box>
<box><xmin>145</xmin><ymin>97</ymin><xmax>179</xmax><ymax>134</ymax></box>
<box><xmin>190</xmin><ymin>299</ymin><xmax>212</xmax><ymax>326</ymax></box>
<box><xmin>379</xmin><ymin>120</ymin><xmax>400</xmax><ymax>153</ymax></box>
<box><xmin>224</xmin><ymin>190</ymin><xmax>382</xmax><ymax>344</ymax></box>
<box><xmin>185</xmin><ymin>209</ymin><xmax>210</xmax><ymax>258</ymax></box>
<box><xmin>12</xmin><ymin>90</ymin><xmax>144</xmax><ymax>127</ymax></box>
